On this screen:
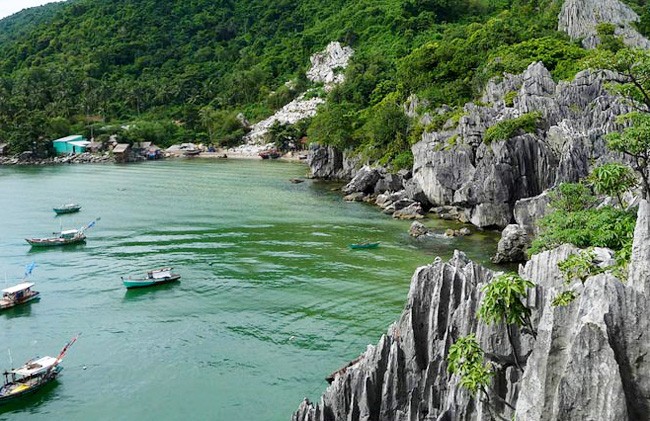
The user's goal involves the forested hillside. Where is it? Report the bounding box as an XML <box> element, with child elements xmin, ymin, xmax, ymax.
<box><xmin>0</xmin><ymin>0</ymin><xmax>646</xmax><ymax>158</ymax></box>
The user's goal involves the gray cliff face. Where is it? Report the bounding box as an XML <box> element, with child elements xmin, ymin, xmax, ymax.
<box><xmin>307</xmin><ymin>144</ymin><xmax>359</xmax><ymax>180</ymax></box>
<box><xmin>293</xmin><ymin>202</ymin><xmax>650</xmax><ymax>421</ymax></box>
<box><xmin>412</xmin><ymin>62</ymin><xmax>633</xmax><ymax>228</ymax></box>
<box><xmin>559</xmin><ymin>0</ymin><xmax>650</xmax><ymax>49</ymax></box>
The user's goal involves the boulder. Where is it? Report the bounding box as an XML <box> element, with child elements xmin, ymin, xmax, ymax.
<box><xmin>342</xmin><ymin>166</ymin><xmax>381</xmax><ymax>194</ymax></box>
<box><xmin>492</xmin><ymin>224</ymin><xmax>532</xmax><ymax>264</ymax></box>
<box><xmin>343</xmin><ymin>192</ymin><xmax>365</xmax><ymax>202</ymax></box>
<box><xmin>408</xmin><ymin>221</ymin><xmax>433</xmax><ymax>237</ymax></box>
<box><xmin>392</xmin><ymin>203</ymin><xmax>424</xmax><ymax>220</ymax></box>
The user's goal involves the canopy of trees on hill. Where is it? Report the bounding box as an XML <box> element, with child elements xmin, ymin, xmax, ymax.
<box><xmin>0</xmin><ymin>0</ymin><xmax>642</xmax><ymax>161</ymax></box>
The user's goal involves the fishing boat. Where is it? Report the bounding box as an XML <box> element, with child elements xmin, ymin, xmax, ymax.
<box><xmin>0</xmin><ymin>263</ymin><xmax>39</xmax><ymax>310</ymax></box>
<box><xmin>0</xmin><ymin>335</ymin><xmax>78</xmax><ymax>405</ymax></box>
<box><xmin>259</xmin><ymin>149</ymin><xmax>281</xmax><ymax>159</ymax></box>
<box><xmin>349</xmin><ymin>242</ymin><xmax>380</xmax><ymax>250</ymax></box>
<box><xmin>183</xmin><ymin>149</ymin><xmax>201</xmax><ymax>156</ymax></box>
<box><xmin>122</xmin><ymin>267</ymin><xmax>181</xmax><ymax>289</ymax></box>
<box><xmin>52</xmin><ymin>203</ymin><xmax>81</xmax><ymax>215</ymax></box>
<box><xmin>0</xmin><ymin>283</ymin><xmax>39</xmax><ymax>310</ymax></box>
<box><xmin>25</xmin><ymin>218</ymin><xmax>99</xmax><ymax>247</ymax></box>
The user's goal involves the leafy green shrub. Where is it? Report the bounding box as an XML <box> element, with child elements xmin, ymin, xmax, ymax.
<box><xmin>503</xmin><ymin>90</ymin><xmax>517</xmax><ymax>107</ymax></box>
<box><xmin>551</xmin><ymin>290</ymin><xmax>577</xmax><ymax>307</ymax></box>
<box><xmin>447</xmin><ymin>334</ymin><xmax>492</xmax><ymax>394</ymax></box>
<box><xmin>587</xmin><ymin>163</ymin><xmax>637</xmax><ymax>208</ymax></box>
<box><xmin>529</xmin><ymin>206</ymin><xmax>636</xmax><ymax>256</ymax></box>
<box><xmin>558</xmin><ymin>249</ymin><xmax>600</xmax><ymax>284</ymax></box>
<box><xmin>478</xmin><ymin>273</ymin><xmax>535</xmax><ymax>329</ymax></box>
<box><xmin>483</xmin><ymin>111</ymin><xmax>541</xmax><ymax>144</ymax></box>
<box><xmin>548</xmin><ymin>182</ymin><xmax>596</xmax><ymax>213</ymax></box>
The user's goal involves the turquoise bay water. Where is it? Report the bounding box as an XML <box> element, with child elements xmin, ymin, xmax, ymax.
<box><xmin>0</xmin><ymin>159</ymin><xmax>498</xmax><ymax>420</ymax></box>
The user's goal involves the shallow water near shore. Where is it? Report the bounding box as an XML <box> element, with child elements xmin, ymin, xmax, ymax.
<box><xmin>0</xmin><ymin>159</ymin><xmax>498</xmax><ymax>420</ymax></box>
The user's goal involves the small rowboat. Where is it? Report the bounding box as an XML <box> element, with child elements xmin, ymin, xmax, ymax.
<box><xmin>0</xmin><ymin>335</ymin><xmax>78</xmax><ymax>405</ymax></box>
<box><xmin>53</xmin><ymin>203</ymin><xmax>81</xmax><ymax>215</ymax></box>
<box><xmin>122</xmin><ymin>267</ymin><xmax>181</xmax><ymax>289</ymax></box>
<box><xmin>349</xmin><ymin>242</ymin><xmax>380</xmax><ymax>250</ymax></box>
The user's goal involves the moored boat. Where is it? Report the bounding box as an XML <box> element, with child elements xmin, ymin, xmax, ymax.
<box><xmin>349</xmin><ymin>242</ymin><xmax>380</xmax><ymax>250</ymax></box>
<box><xmin>25</xmin><ymin>218</ymin><xmax>99</xmax><ymax>247</ymax></box>
<box><xmin>122</xmin><ymin>267</ymin><xmax>181</xmax><ymax>289</ymax></box>
<box><xmin>0</xmin><ymin>335</ymin><xmax>78</xmax><ymax>405</ymax></box>
<box><xmin>0</xmin><ymin>263</ymin><xmax>39</xmax><ymax>310</ymax></box>
<box><xmin>0</xmin><ymin>283</ymin><xmax>39</xmax><ymax>310</ymax></box>
<box><xmin>259</xmin><ymin>149</ymin><xmax>281</xmax><ymax>159</ymax></box>
<box><xmin>53</xmin><ymin>203</ymin><xmax>81</xmax><ymax>215</ymax></box>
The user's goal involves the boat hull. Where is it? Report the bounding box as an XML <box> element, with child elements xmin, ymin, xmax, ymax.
<box><xmin>123</xmin><ymin>275</ymin><xmax>181</xmax><ymax>289</ymax></box>
<box><xmin>349</xmin><ymin>242</ymin><xmax>380</xmax><ymax>249</ymax></box>
<box><xmin>0</xmin><ymin>292</ymin><xmax>40</xmax><ymax>310</ymax></box>
<box><xmin>25</xmin><ymin>236</ymin><xmax>86</xmax><ymax>247</ymax></box>
<box><xmin>53</xmin><ymin>206</ymin><xmax>81</xmax><ymax>215</ymax></box>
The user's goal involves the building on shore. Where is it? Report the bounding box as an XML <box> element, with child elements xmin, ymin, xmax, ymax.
<box><xmin>52</xmin><ymin>135</ymin><xmax>89</xmax><ymax>155</ymax></box>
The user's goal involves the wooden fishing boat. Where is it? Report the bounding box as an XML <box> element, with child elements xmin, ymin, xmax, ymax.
<box><xmin>183</xmin><ymin>149</ymin><xmax>201</xmax><ymax>156</ymax></box>
<box><xmin>349</xmin><ymin>242</ymin><xmax>380</xmax><ymax>250</ymax></box>
<box><xmin>0</xmin><ymin>336</ymin><xmax>78</xmax><ymax>405</ymax></box>
<box><xmin>122</xmin><ymin>267</ymin><xmax>181</xmax><ymax>289</ymax></box>
<box><xmin>53</xmin><ymin>203</ymin><xmax>81</xmax><ymax>215</ymax></box>
<box><xmin>0</xmin><ymin>283</ymin><xmax>40</xmax><ymax>310</ymax></box>
<box><xmin>259</xmin><ymin>149</ymin><xmax>281</xmax><ymax>159</ymax></box>
<box><xmin>26</xmin><ymin>229</ymin><xmax>86</xmax><ymax>247</ymax></box>
<box><xmin>25</xmin><ymin>218</ymin><xmax>99</xmax><ymax>247</ymax></box>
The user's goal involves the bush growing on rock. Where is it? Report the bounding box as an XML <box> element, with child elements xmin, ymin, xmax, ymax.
<box><xmin>482</xmin><ymin>111</ymin><xmax>542</xmax><ymax>144</ymax></box>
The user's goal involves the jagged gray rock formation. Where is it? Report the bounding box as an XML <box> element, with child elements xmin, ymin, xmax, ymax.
<box><xmin>492</xmin><ymin>224</ymin><xmax>532</xmax><ymax>263</ymax></box>
<box><xmin>306</xmin><ymin>42</ymin><xmax>354</xmax><ymax>88</ymax></box>
<box><xmin>559</xmin><ymin>0</ymin><xmax>650</xmax><ymax>49</ymax></box>
<box><xmin>293</xmin><ymin>202</ymin><xmax>650</xmax><ymax>421</ymax></box>
<box><xmin>307</xmin><ymin>144</ymin><xmax>359</xmax><ymax>180</ymax></box>
<box><xmin>412</xmin><ymin>62</ymin><xmax>633</xmax><ymax>228</ymax></box>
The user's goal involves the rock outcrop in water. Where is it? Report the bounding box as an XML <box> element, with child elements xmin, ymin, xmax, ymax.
<box><xmin>293</xmin><ymin>201</ymin><xmax>650</xmax><ymax>421</ymax></box>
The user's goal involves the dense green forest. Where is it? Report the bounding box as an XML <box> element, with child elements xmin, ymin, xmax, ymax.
<box><xmin>0</xmin><ymin>0</ymin><xmax>646</xmax><ymax>160</ymax></box>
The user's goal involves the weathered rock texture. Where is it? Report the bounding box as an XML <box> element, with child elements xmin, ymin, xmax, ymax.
<box><xmin>412</xmin><ymin>61</ymin><xmax>633</xmax><ymax>228</ymax></box>
<box><xmin>559</xmin><ymin>0</ymin><xmax>650</xmax><ymax>49</ymax></box>
<box><xmin>293</xmin><ymin>202</ymin><xmax>650</xmax><ymax>421</ymax></box>
<box><xmin>492</xmin><ymin>224</ymin><xmax>532</xmax><ymax>263</ymax></box>
<box><xmin>244</xmin><ymin>42</ymin><xmax>353</xmax><ymax>144</ymax></box>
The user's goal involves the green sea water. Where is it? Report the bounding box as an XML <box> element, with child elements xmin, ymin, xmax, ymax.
<box><xmin>0</xmin><ymin>159</ymin><xmax>499</xmax><ymax>420</ymax></box>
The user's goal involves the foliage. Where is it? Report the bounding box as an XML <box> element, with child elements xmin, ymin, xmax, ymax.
<box><xmin>558</xmin><ymin>249</ymin><xmax>600</xmax><ymax>284</ymax></box>
<box><xmin>607</xmin><ymin>112</ymin><xmax>650</xmax><ymax>199</ymax></box>
<box><xmin>267</xmin><ymin>120</ymin><xmax>309</xmax><ymax>151</ymax></box>
<box><xmin>478</xmin><ymin>272</ymin><xmax>535</xmax><ymax>329</ymax></box>
<box><xmin>548</xmin><ymin>182</ymin><xmax>596</xmax><ymax>213</ymax></box>
<box><xmin>529</xmin><ymin>206</ymin><xmax>637</xmax><ymax>256</ymax></box>
<box><xmin>482</xmin><ymin>112</ymin><xmax>541</xmax><ymax>144</ymax></box>
<box><xmin>447</xmin><ymin>334</ymin><xmax>492</xmax><ymax>394</ymax></box>
<box><xmin>596</xmin><ymin>23</ymin><xmax>625</xmax><ymax>53</ymax></box>
<box><xmin>0</xmin><ymin>0</ymin><xmax>608</xmax><ymax>165</ymax></box>
<box><xmin>587</xmin><ymin>163</ymin><xmax>637</xmax><ymax>207</ymax></box>
<box><xmin>551</xmin><ymin>290</ymin><xmax>577</xmax><ymax>307</ymax></box>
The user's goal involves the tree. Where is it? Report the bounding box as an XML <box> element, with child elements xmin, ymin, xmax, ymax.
<box><xmin>478</xmin><ymin>273</ymin><xmax>536</xmax><ymax>370</ymax></box>
<box><xmin>607</xmin><ymin>112</ymin><xmax>650</xmax><ymax>199</ymax></box>
<box><xmin>587</xmin><ymin>163</ymin><xmax>637</xmax><ymax>207</ymax></box>
<box><xmin>447</xmin><ymin>334</ymin><xmax>515</xmax><ymax>418</ymax></box>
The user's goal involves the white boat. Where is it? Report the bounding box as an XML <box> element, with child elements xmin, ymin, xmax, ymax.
<box><xmin>122</xmin><ymin>267</ymin><xmax>181</xmax><ymax>289</ymax></box>
<box><xmin>0</xmin><ymin>282</ymin><xmax>40</xmax><ymax>310</ymax></box>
